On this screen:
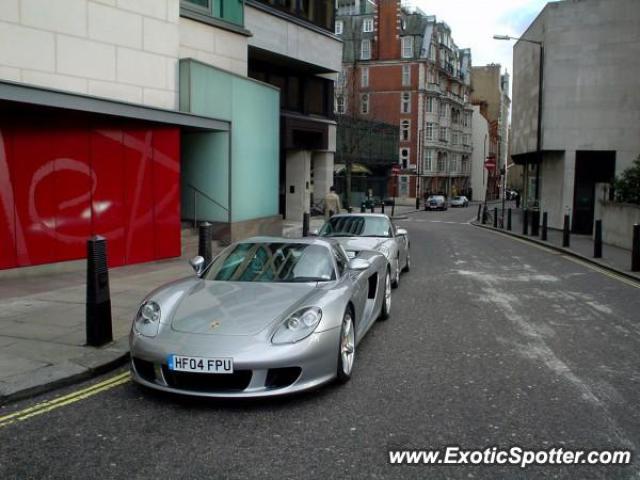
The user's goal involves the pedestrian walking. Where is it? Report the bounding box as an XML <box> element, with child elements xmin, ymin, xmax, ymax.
<box><xmin>324</xmin><ymin>186</ymin><xmax>342</xmax><ymax>219</ymax></box>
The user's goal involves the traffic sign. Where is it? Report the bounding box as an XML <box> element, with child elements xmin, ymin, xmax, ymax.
<box><xmin>391</xmin><ymin>164</ymin><xmax>401</xmax><ymax>175</ymax></box>
<box><xmin>484</xmin><ymin>158</ymin><xmax>496</xmax><ymax>170</ymax></box>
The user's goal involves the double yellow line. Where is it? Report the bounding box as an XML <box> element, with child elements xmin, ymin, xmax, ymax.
<box><xmin>0</xmin><ymin>371</ymin><xmax>130</xmax><ymax>429</ymax></box>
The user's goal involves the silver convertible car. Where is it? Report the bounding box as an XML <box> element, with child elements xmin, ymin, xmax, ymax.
<box><xmin>316</xmin><ymin>214</ymin><xmax>410</xmax><ymax>289</ymax></box>
<box><xmin>129</xmin><ymin>237</ymin><xmax>391</xmax><ymax>398</ymax></box>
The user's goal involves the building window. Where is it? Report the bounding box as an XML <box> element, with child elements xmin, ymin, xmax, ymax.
<box><xmin>361</xmin><ymin>39</ymin><xmax>371</xmax><ymax>60</ymax></box>
<box><xmin>399</xmin><ymin>175</ymin><xmax>409</xmax><ymax>197</ymax></box>
<box><xmin>335</xmin><ymin>20</ymin><xmax>343</xmax><ymax>35</ymax></box>
<box><xmin>425</xmin><ymin>123</ymin><xmax>434</xmax><ymax>141</ymax></box>
<box><xmin>362</xmin><ymin>17</ymin><xmax>374</xmax><ymax>33</ymax></box>
<box><xmin>439</xmin><ymin>127</ymin><xmax>448</xmax><ymax>143</ymax></box>
<box><xmin>426</xmin><ymin>97</ymin><xmax>434</xmax><ymax>113</ymax></box>
<box><xmin>400</xmin><ymin>148</ymin><xmax>410</xmax><ymax>169</ymax></box>
<box><xmin>462</xmin><ymin>156</ymin><xmax>470</xmax><ymax>174</ymax></box>
<box><xmin>429</xmin><ymin>44</ymin><xmax>436</xmax><ymax>62</ymax></box>
<box><xmin>361</xmin><ymin>67</ymin><xmax>369</xmax><ymax>88</ymax></box>
<box><xmin>401</xmin><ymin>37</ymin><xmax>413</xmax><ymax>58</ymax></box>
<box><xmin>451</xmin><ymin>131</ymin><xmax>458</xmax><ymax>146</ymax></box>
<box><xmin>401</xmin><ymin>92</ymin><xmax>411</xmax><ymax>113</ymax></box>
<box><xmin>360</xmin><ymin>93</ymin><xmax>369</xmax><ymax>114</ymax></box>
<box><xmin>400</xmin><ymin>119</ymin><xmax>411</xmax><ymax>141</ymax></box>
<box><xmin>336</xmin><ymin>95</ymin><xmax>345</xmax><ymax>114</ymax></box>
<box><xmin>181</xmin><ymin>0</ymin><xmax>243</xmax><ymax>27</ymax></box>
<box><xmin>402</xmin><ymin>64</ymin><xmax>411</xmax><ymax>86</ymax></box>
<box><xmin>437</xmin><ymin>154</ymin><xmax>448</xmax><ymax>173</ymax></box>
<box><xmin>424</xmin><ymin>149</ymin><xmax>433</xmax><ymax>171</ymax></box>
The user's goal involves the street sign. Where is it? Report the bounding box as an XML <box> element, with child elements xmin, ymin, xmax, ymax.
<box><xmin>391</xmin><ymin>164</ymin><xmax>401</xmax><ymax>176</ymax></box>
<box><xmin>484</xmin><ymin>158</ymin><xmax>496</xmax><ymax>170</ymax></box>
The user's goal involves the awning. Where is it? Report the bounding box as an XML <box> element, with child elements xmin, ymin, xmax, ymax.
<box><xmin>334</xmin><ymin>163</ymin><xmax>373</xmax><ymax>175</ymax></box>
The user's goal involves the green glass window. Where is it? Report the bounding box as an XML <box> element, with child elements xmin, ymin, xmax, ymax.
<box><xmin>181</xmin><ymin>0</ymin><xmax>244</xmax><ymax>27</ymax></box>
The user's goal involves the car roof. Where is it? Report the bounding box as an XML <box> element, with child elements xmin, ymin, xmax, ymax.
<box><xmin>328</xmin><ymin>213</ymin><xmax>390</xmax><ymax>219</ymax></box>
<box><xmin>239</xmin><ymin>236</ymin><xmax>339</xmax><ymax>248</ymax></box>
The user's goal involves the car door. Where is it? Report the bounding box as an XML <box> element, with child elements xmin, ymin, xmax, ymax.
<box><xmin>391</xmin><ymin>220</ymin><xmax>408</xmax><ymax>268</ymax></box>
<box><xmin>333</xmin><ymin>245</ymin><xmax>369</xmax><ymax>339</ymax></box>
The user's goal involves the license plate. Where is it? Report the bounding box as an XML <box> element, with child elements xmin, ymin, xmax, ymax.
<box><xmin>167</xmin><ymin>354</ymin><xmax>233</xmax><ymax>374</ymax></box>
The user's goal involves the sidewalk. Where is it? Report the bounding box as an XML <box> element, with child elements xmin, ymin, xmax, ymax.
<box><xmin>475</xmin><ymin>205</ymin><xmax>640</xmax><ymax>282</ymax></box>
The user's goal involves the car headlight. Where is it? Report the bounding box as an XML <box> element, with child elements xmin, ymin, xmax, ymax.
<box><xmin>134</xmin><ymin>301</ymin><xmax>161</xmax><ymax>337</ymax></box>
<box><xmin>272</xmin><ymin>307</ymin><xmax>322</xmax><ymax>345</ymax></box>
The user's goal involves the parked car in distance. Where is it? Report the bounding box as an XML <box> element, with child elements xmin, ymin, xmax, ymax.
<box><xmin>450</xmin><ymin>196</ymin><xmax>469</xmax><ymax>208</ymax></box>
<box><xmin>425</xmin><ymin>195</ymin><xmax>448</xmax><ymax>211</ymax></box>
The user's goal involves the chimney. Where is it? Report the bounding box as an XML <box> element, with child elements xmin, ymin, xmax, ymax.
<box><xmin>376</xmin><ymin>0</ymin><xmax>401</xmax><ymax>60</ymax></box>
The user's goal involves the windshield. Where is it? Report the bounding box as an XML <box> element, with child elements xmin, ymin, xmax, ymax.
<box><xmin>428</xmin><ymin>196</ymin><xmax>444</xmax><ymax>202</ymax></box>
<box><xmin>319</xmin><ymin>216</ymin><xmax>393</xmax><ymax>238</ymax></box>
<box><xmin>203</xmin><ymin>242</ymin><xmax>335</xmax><ymax>283</ymax></box>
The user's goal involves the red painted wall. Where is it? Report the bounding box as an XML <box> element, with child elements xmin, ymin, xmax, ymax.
<box><xmin>0</xmin><ymin>114</ymin><xmax>181</xmax><ymax>270</ymax></box>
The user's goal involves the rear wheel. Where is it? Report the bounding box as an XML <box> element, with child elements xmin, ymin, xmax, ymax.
<box><xmin>379</xmin><ymin>270</ymin><xmax>391</xmax><ymax>320</ymax></box>
<box><xmin>336</xmin><ymin>309</ymin><xmax>355</xmax><ymax>383</ymax></box>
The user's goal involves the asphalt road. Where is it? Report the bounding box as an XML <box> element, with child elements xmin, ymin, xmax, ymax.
<box><xmin>1</xmin><ymin>206</ymin><xmax>639</xmax><ymax>479</ymax></box>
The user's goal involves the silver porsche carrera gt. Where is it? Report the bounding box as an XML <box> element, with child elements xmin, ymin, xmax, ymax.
<box><xmin>129</xmin><ymin>237</ymin><xmax>391</xmax><ymax>398</ymax></box>
<box><xmin>317</xmin><ymin>214</ymin><xmax>410</xmax><ymax>289</ymax></box>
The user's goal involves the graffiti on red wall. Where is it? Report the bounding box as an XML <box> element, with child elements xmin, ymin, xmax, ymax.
<box><xmin>0</xmin><ymin>118</ymin><xmax>181</xmax><ymax>270</ymax></box>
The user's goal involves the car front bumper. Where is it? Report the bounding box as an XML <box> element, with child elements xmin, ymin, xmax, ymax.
<box><xmin>129</xmin><ymin>327</ymin><xmax>341</xmax><ymax>398</ymax></box>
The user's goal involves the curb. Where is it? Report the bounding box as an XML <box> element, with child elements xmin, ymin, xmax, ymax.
<box><xmin>0</xmin><ymin>339</ymin><xmax>130</xmax><ymax>406</ymax></box>
<box><xmin>471</xmin><ymin>221</ymin><xmax>640</xmax><ymax>284</ymax></box>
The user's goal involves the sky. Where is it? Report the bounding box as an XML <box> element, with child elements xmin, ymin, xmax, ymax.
<box><xmin>413</xmin><ymin>0</ymin><xmax>549</xmax><ymax>82</ymax></box>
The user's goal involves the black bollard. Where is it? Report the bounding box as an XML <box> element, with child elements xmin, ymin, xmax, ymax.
<box><xmin>507</xmin><ymin>208</ymin><xmax>512</xmax><ymax>231</ymax></box>
<box><xmin>347</xmin><ymin>206</ymin><xmax>353</xmax><ymax>213</ymax></box>
<box><xmin>391</xmin><ymin>201</ymin><xmax>395</xmax><ymax>218</ymax></box>
<box><xmin>361</xmin><ymin>203</ymin><xmax>366</xmax><ymax>213</ymax></box>
<box><xmin>594</xmin><ymin>219</ymin><xmax>602</xmax><ymax>258</ymax></box>
<box><xmin>563</xmin><ymin>214</ymin><xmax>571</xmax><ymax>247</ymax></box>
<box><xmin>541</xmin><ymin>212</ymin><xmax>548</xmax><ymax>241</ymax></box>
<box><xmin>370</xmin><ymin>204</ymin><xmax>374</xmax><ymax>214</ymax></box>
<box><xmin>381</xmin><ymin>201</ymin><xmax>385</xmax><ymax>214</ymax></box>
<box><xmin>302</xmin><ymin>212</ymin><xmax>310</xmax><ymax>237</ymax></box>
<box><xmin>198</xmin><ymin>221</ymin><xmax>213</xmax><ymax>265</ymax></box>
<box><xmin>329</xmin><ymin>209</ymin><xmax>335</xmax><ymax>218</ymax></box>
<box><xmin>531</xmin><ymin>210</ymin><xmax>539</xmax><ymax>237</ymax></box>
<box><xmin>482</xmin><ymin>205</ymin><xmax>488</xmax><ymax>224</ymax></box>
<box><xmin>523</xmin><ymin>209</ymin><xmax>529</xmax><ymax>235</ymax></box>
<box><xmin>493</xmin><ymin>207</ymin><xmax>498</xmax><ymax>228</ymax></box>
<box><xmin>632</xmin><ymin>224</ymin><xmax>640</xmax><ymax>272</ymax></box>
<box><xmin>415</xmin><ymin>196</ymin><xmax>420</xmax><ymax>210</ymax></box>
<box><xmin>86</xmin><ymin>236</ymin><xmax>113</xmax><ymax>347</ymax></box>
<box><xmin>477</xmin><ymin>204</ymin><xmax>482</xmax><ymax>221</ymax></box>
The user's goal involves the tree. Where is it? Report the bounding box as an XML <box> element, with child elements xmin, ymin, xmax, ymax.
<box><xmin>614</xmin><ymin>155</ymin><xmax>640</xmax><ymax>205</ymax></box>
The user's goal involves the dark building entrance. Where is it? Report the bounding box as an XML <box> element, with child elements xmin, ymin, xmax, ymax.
<box><xmin>572</xmin><ymin>151</ymin><xmax>616</xmax><ymax>234</ymax></box>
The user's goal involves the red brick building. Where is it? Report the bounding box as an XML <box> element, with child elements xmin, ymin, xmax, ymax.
<box><xmin>336</xmin><ymin>0</ymin><xmax>474</xmax><ymax>204</ymax></box>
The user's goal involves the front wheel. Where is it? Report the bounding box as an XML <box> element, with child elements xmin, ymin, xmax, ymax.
<box><xmin>379</xmin><ymin>270</ymin><xmax>391</xmax><ymax>320</ymax></box>
<box><xmin>391</xmin><ymin>257</ymin><xmax>400</xmax><ymax>289</ymax></box>
<box><xmin>402</xmin><ymin>250</ymin><xmax>411</xmax><ymax>273</ymax></box>
<box><xmin>336</xmin><ymin>309</ymin><xmax>355</xmax><ymax>383</ymax></box>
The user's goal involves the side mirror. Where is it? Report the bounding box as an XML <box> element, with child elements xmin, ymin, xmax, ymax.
<box><xmin>189</xmin><ymin>256</ymin><xmax>205</xmax><ymax>276</ymax></box>
<box><xmin>348</xmin><ymin>258</ymin><xmax>370</xmax><ymax>271</ymax></box>
<box><xmin>396</xmin><ymin>227</ymin><xmax>408</xmax><ymax>236</ymax></box>
<box><xmin>309</xmin><ymin>228</ymin><xmax>319</xmax><ymax>236</ymax></box>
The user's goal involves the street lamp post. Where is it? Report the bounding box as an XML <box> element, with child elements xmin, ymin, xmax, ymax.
<box><xmin>493</xmin><ymin>34</ymin><xmax>544</xmax><ymax>208</ymax></box>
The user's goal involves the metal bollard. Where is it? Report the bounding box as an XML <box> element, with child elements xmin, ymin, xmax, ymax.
<box><xmin>86</xmin><ymin>236</ymin><xmax>113</xmax><ymax>347</ymax></box>
<box><xmin>415</xmin><ymin>196</ymin><xmax>420</xmax><ymax>210</ymax></box>
<box><xmin>482</xmin><ymin>205</ymin><xmax>488</xmax><ymax>224</ymax></box>
<box><xmin>594</xmin><ymin>219</ymin><xmax>602</xmax><ymax>258</ymax></box>
<box><xmin>347</xmin><ymin>206</ymin><xmax>353</xmax><ymax>214</ymax></box>
<box><xmin>302</xmin><ymin>212</ymin><xmax>310</xmax><ymax>237</ymax></box>
<box><xmin>493</xmin><ymin>207</ymin><xmax>498</xmax><ymax>228</ymax></box>
<box><xmin>531</xmin><ymin>210</ymin><xmax>540</xmax><ymax>237</ymax></box>
<box><xmin>361</xmin><ymin>203</ymin><xmax>366</xmax><ymax>213</ymax></box>
<box><xmin>198</xmin><ymin>221</ymin><xmax>213</xmax><ymax>266</ymax></box>
<box><xmin>562</xmin><ymin>214</ymin><xmax>571</xmax><ymax>247</ymax></box>
<box><xmin>523</xmin><ymin>209</ymin><xmax>529</xmax><ymax>235</ymax></box>
<box><xmin>507</xmin><ymin>208</ymin><xmax>512</xmax><ymax>231</ymax></box>
<box><xmin>477</xmin><ymin>204</ymin><xmax>482</xmax><ymax>221</ymax></box>
<box><xmin>632</xmin><ymin>224</ymin><xmax>640</xmax><ymax>272</ymax></box>
<box><xmin>391</xmin><ymin>201</ymin><xmax>395</xmax><ymax>218</ymax></box>
<box><xmin>370</xmin><ymin>204</ymin><xmax>374</xmax><ymax>214</ymax></box>
<box><xmin>381</xmin><ymin>201</ymin><xmax>385</xmax><ymax>214</ymax></box>
<box><xmin>541</xmin><ymin>212</ymin><xmax>548</xmax><ymax>241</ymax></box>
